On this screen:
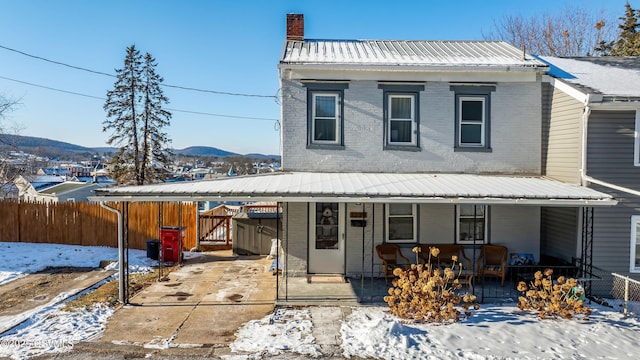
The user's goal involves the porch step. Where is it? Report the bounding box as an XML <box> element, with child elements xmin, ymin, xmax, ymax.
<box><xmin>307</xmin><ymin>275</ymin><xmax>348</xmax><ymax>284</ymax></box>
<box><xmin>197</xmin><ymin>243</ymin><xmax>232</xmax><ymax>251</ymax></box>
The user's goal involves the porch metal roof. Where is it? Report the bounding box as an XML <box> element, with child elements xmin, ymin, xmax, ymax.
<box><xmin>92</xmin><ymin>172</ymin><xmax>616</xmax><ymax>206</ymax></box>
<box><xmin>280</xmin><ymin>40</ymin><xmax>547</xmax><ymax>70</ymax></box>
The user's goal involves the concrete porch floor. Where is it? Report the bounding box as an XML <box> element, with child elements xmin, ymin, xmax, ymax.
<box><xmin>275</xmin><ymin>274</ymin><xmax>519</xmax><ymax>305</ymax></box>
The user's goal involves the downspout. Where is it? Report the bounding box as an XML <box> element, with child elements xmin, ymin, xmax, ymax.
<box><xmin>580</xmin><ymin>101</ymin><xmax>591</xmax><ymax>186</ymax></box>
<box><xmin>100</xmin><ymin>202</ymin><xmax>126</xmax><ymax>303</ymax></box>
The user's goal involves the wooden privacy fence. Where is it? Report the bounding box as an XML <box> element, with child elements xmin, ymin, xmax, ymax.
<box><xmin>0</xmin><ymin>200</ymin><xmax>197</xmax><ymax>250</ymax></box>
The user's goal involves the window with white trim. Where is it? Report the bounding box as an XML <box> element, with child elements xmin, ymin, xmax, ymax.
<box><xmin>378</xmin><ymin>83</ymin><xmax>424</xmax><ymax>150</ymax></box>
<box><xmin>630</xmin><ymin>215</ymin><xmax>640</xmax><ymax>272</ymax></box>
<box><xmin>312</xmin><ymin>93</ymin><xmax>339</xmax><ymax>144</ymax></box>
<box><xmin>304</xmin><ymin>82</ymin><xmax>348</xmax><ymax>149</ymax></box>
<box><xmin>457</xmin><ymin>204</ymin><xmax>487</xmax><ymax>243</ymax></box>
<box><xmin>634</xmin><ymin>110</ymin><xmax>640</xmax><ymax>166</ymax></box>
<box><xmin>458</xmin><ymin>96</ymin><xmax>486</xmax><ymax>146</ymax></box>
<box><xmin>386</xmin><ymin>203</ymin><xmax>417</xmax><ymax>243</ymax></box>
<box><xmin>451</xmin><ymin>85</ymin><xmax>494</xmax><ymax>151</ymax></box>
<box><xmin>388</xmin><ymin>94</ymin><xmax>416</xmax><ymax>145</ymax></box>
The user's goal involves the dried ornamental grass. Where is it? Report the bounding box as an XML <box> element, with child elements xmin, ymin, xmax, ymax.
<box><xmin>517</xmin><ymin>268</ymin><xmax>591</xmax><ymax>320</ymax></box>
<box><xmin>383</xmin><ymin>246</ymin><xmax>479</xmax><ymax>323</ymax></box>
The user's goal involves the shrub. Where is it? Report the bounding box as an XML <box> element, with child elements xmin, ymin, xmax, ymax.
<box><xmin>517</xmin><ymin>268</ymin><xmax>591</xmax><ymax>320</ymax></box>
<box><xmin>383</xmin><ymin>246</ymin><xmax>479</xmax><ymax>323</ymax></box>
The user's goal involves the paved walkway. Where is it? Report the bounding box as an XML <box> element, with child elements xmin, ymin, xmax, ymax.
<box><xmin>98</xmin><ymin>251</ymin><xmax>276</xmax><ymax>351</ymax></box>
<box><xmin>36</xmin><ymin>251</ymin><xmax>354</xmax><ymax>359</ymax></box>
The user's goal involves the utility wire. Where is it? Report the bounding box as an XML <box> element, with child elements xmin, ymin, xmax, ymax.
<box><xmin>0</xmin><ymin>75</ymin><xmax>105</xmax><ymax>100</ymax></box>
<box><xmin>0</xmin><ymin>75</ymin><xmax>280</xmax><ymax>121</ymax></box>
<box><xmin>0</xmin><ymin>44</ymin><xmax>278</xmax><ymax>99</ymax></box>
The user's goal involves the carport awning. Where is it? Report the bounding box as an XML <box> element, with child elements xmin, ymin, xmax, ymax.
<box><xmin>91</xmin><ymin>172</ymin><xmax>616</xmax><ymax>206</ymax></box>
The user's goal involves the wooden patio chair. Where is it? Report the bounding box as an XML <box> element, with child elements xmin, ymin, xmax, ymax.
<box><xmin>477</xmin><ymin>245</ymin><xmax>508</xmax><ymax>286</ymax></box>
<box><xmin>376</xmin><ymin>244</ymin><xmax>410</xmax><ymax>284</ymax></box>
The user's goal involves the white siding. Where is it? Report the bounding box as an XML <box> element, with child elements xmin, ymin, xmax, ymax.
<box><xmin>418</xmin><ymin>204</ymin><xmax>455</xmax><ymax>244</ymax></box>
<box><xmin>282</xmin><ymin>79</ymin><xmax>541</xmax><ymax>174</ymax></box>
<box><xmin>283</xmin><ymin>202</ymin><xmax>308</xmax><ymax>277</ymax></box>
<box><xmin>490</xmin><ymin>206</ymin><xmax>541</xmax><ymax>261</ymax></box>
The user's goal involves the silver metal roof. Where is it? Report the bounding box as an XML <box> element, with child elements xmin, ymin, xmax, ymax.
<box><xmin>92</xmin><ymin>172</ymin><xmax>615</xmax><ymax>206</ymax></box>
<box><xmin>280</xmin><ymin>40</ymin><xmax>547</xmax><ymax>69</ymax></box>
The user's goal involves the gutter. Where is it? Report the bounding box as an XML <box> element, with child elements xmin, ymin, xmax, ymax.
<box><xmin>91</xmin><ymin>195</ymin><xmax>616</xmax><ymax>206</ymax></box>
<box><xmin>583</xmin><ymin>176</ymin><xmax>640</xmax><ymax>198</ymax></box>
<box><xmin>99</xmin><ymin>202</ymin><xmax>126</xmax><ymax>303</ymax></box>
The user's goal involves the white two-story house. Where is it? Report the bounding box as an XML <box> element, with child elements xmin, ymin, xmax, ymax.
<box><xmin>95</xmin><ymin>14</ymin><xmax>616</xmax><ymax>303</ymax></box>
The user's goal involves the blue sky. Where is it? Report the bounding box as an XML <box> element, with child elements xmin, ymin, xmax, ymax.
<box><xmin>0</xmin><ymin>0</ymin><xmax>635</xmax><ymax>155</ymax></box>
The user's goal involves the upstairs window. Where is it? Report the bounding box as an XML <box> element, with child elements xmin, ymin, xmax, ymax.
<box><xmin>459</xmin><ymin>97</ymin><xmax>486</xmax><ymax>146</ymax></box>
<box><xmin>388</xmin><ymin>94</ymin><xmax>416</xmax><ymax>145</ymax></box>
<box><xmin>379</xmin><ymin>84</ymin><xmax>424</xmax><ymax>151</ymax></box>
<box><xmin>312</xmin><ymin>93</ymin><xmax>339</xmax><ymax>143</ymax></box>
<box><xmin>451</xmin><ymin>85</ymin><xmax>495</xmax><ymax>152</ymax></box>
<box><xmin>304</xmin><ymin>82</ymin><xmax>348</xmax><ymax>149</ymax></box>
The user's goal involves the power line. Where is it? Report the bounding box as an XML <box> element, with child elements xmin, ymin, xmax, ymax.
<box><xmin>0</xmin><ymin>75</ymin><xmax>104</xmax><ymax>100</ymax></box>
<box><xmin>0</xmin><ymin>44</ymin><xmax>278</xmax><ymax>99</ymax></box>
<box><xmin>0</xmin><ymin>44</ymin><xmax>115</xmax><ymax>78</ymax></box>
<box><xmin>0</xmin><ymin>75</ymin><xmax>280</xmax><ymax>121</ymax></box>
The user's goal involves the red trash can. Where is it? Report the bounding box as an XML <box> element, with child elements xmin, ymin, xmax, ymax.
<box><xmin>160</xmin><ymin>226</ymin><xmax>185</xmax><ymax>263</ymax></box>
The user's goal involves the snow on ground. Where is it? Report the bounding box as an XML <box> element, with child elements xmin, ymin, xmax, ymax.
<box><xmin>230</xmin><ymin>307</ymin><xmax>321</xmax><ymax>358</ymax></box>
<box><xmin>1</xmin><ymin>242</ymin><xmax>639</xmax><ymax>359</ymax></box>
<box><xmin>0</xmin><ymin>241</ymin><xmax>158</xmax><ymax>285</ymax></box>
<box><xmin>0</xmin><ymin>242</ymin><xmax>161</xmax><ymax>359</ymax></box>
<box><xmin>230</xmin><ymin>305</ymin><xmax>640</xmax><ymax>360</ymax></box>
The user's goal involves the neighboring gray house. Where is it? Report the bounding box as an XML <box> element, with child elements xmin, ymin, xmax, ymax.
<box><xmin>38</xmin><ymin>181</ymin><xmax>106</xmax><ymax>202</ymax></box>
<box><xmin>94</xmin><ymin>14</ymin><xmax>617</xmax><ymax>303</ymax></box>
<box><xmin>540</xmin><ymin>56</ymin><xmax>640</xmax><ymax>283</ymax></box>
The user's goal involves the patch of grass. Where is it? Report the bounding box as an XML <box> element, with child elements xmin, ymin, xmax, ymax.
<box><xmin>63</xmin><ymin>265</ymin><xmax>181</xmax><ymax>311</ymax></box>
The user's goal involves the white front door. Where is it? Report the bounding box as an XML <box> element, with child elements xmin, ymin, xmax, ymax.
<box><xmin>308</xmin><ymin>202</ymin><xmax>345</xmax><ymax>274</ymax></box>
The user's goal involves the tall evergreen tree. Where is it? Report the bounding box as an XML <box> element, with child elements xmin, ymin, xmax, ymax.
<box><xmin>595</xmin><ymin>2</ymin><xmax>640</xmax><ymax>56</ymax></box>
<box><xmin>140</xmin><ymin>53</ymin><xmax>172</xmax><ymax>184</ymax></box>
<box><xmin>103</xmin><ymin>45</ymin><xmax>172</xmax><ymax>185</ymax></box>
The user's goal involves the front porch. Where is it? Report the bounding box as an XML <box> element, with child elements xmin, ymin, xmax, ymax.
<box><xmin>275</xmin><ymin>262</ymin><xmax>589</xmax><ymax>306</ymax></box>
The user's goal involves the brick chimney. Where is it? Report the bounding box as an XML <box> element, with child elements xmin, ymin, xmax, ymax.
<box><xmin>286</xmin><ymin>14</ymin><xmax>304</xmax><ymax>41</ymax></box>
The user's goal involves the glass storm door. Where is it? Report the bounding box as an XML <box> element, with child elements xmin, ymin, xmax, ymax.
<box><xmin>308</xmin><ymin>202</ymin><xmax>345</xmax><ymax>274</ymax></box>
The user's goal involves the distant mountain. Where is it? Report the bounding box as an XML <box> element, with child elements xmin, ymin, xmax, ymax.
<box><xmin>244</xmin><ymin>153</ymin><xmax>281</xmax><ymax>160</ymax></box>
<box><xmin>174</xmin><ymin>146</ymin><xmax>238</xmax><ymax>157</ymax></box>
<box><xmin>0</xmin><ymin>134</ymin><xmax>279</xmax><ymax>160</ymax></box>
<box><xmin>0</xmin><ymin>134</ymin><xmax>92</xmax><ymax>153</ymax></box>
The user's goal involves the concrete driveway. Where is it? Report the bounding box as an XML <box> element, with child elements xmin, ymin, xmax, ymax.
<box><xmin>97</xmin><ymin>250</ymin><xmax>276</xmax><ymax>352</ymax></box>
